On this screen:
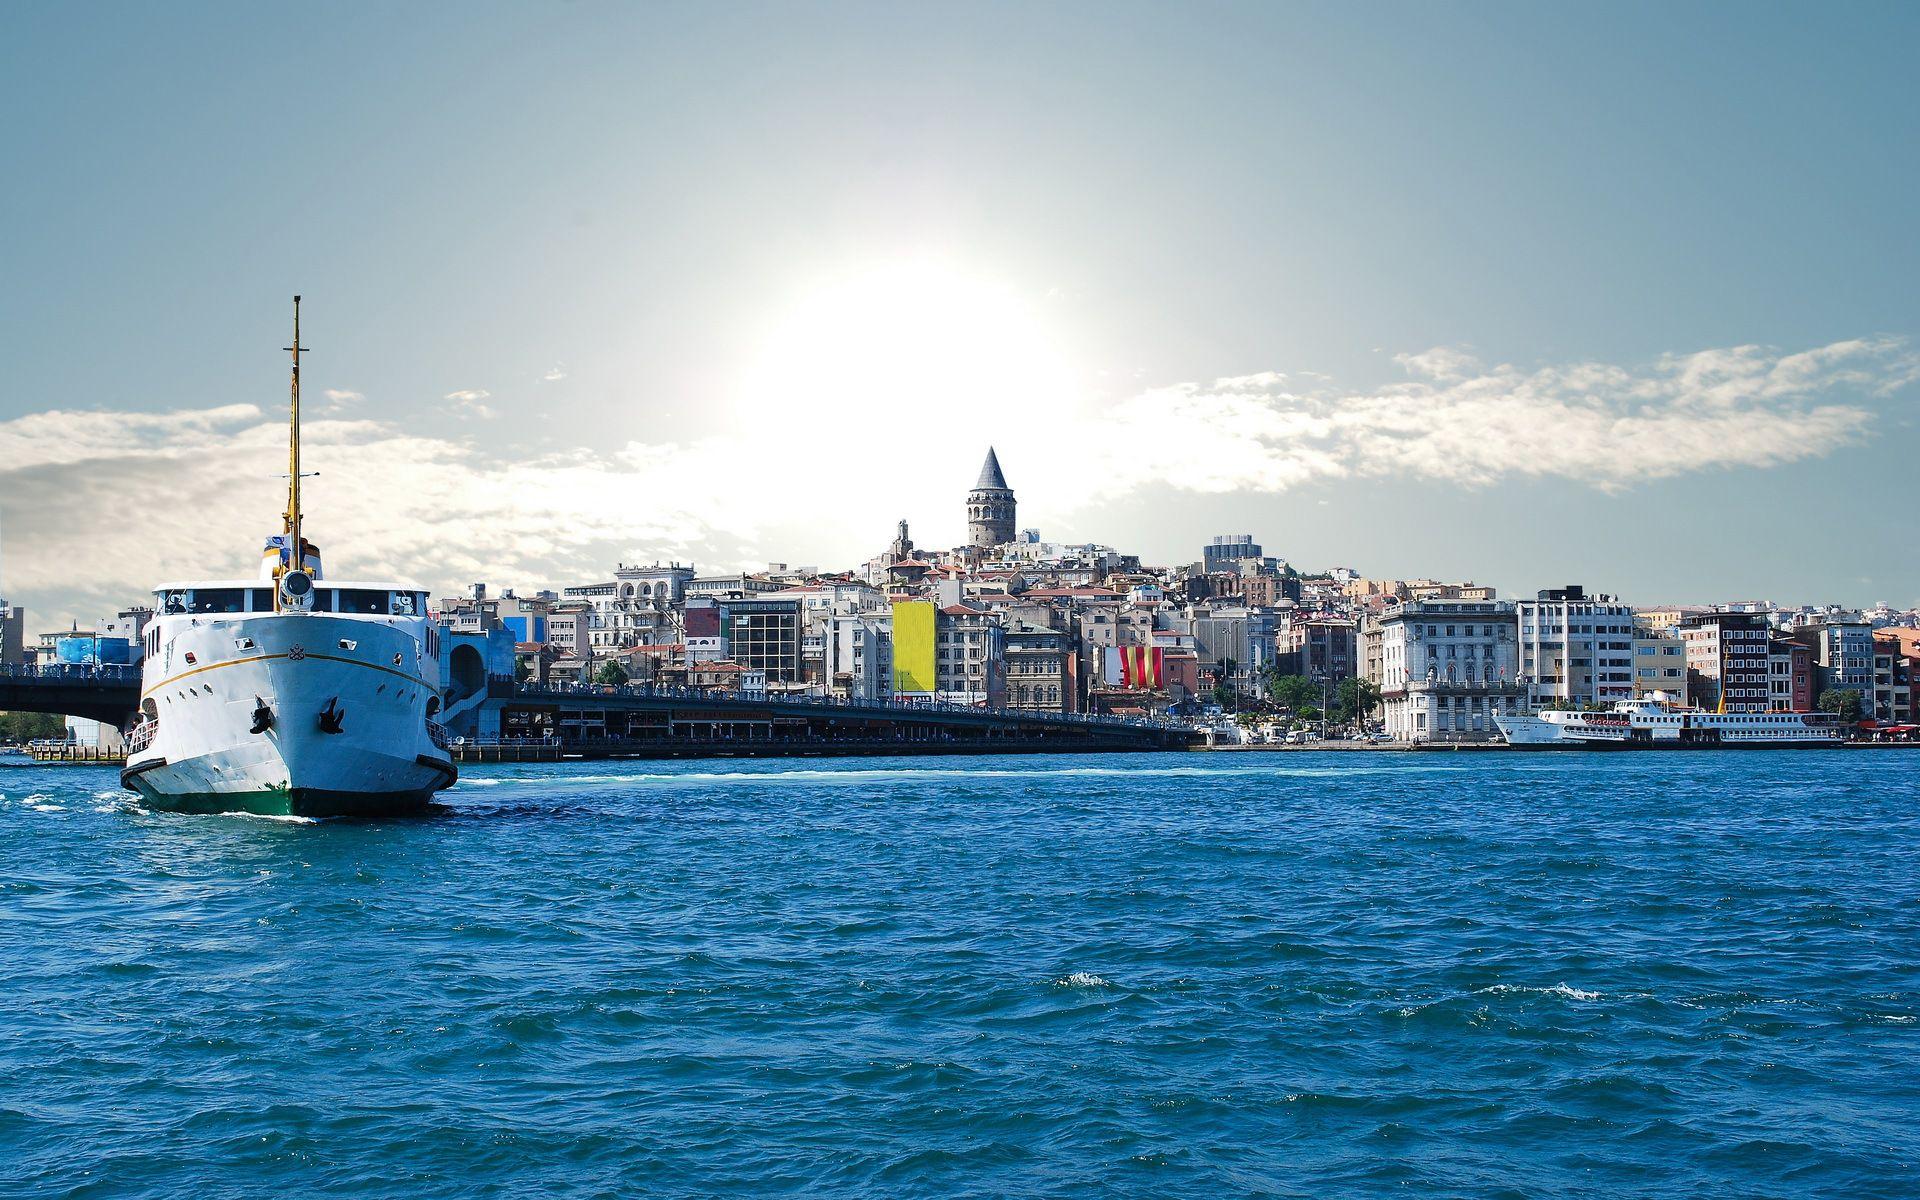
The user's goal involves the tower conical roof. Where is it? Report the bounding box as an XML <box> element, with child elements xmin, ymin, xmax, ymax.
<box><xmin>973</xmin><ymin>447</ymin><xmax>1009</xmax><ymax>491</ymax></box>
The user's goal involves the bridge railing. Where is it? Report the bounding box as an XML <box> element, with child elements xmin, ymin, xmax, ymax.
<box><xmin>505</xmin><ymin>679</ymin><xmax>1190</xmax><ymax>732</ymax></box>
<box><xmin>0</xmin><ymin>663</ymin><xmax>142</xmax><ymax>683</ymax></box>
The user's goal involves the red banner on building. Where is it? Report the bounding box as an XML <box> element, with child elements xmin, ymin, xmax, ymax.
<box><xmin>1121</xmin><ymin>645</ymin><xmax>1163</xmax><ymax>689</ymax></box>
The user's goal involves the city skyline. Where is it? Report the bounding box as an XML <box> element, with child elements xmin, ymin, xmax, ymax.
<box><xmin>4</xmin><ymin>2</ymin><xmax>1918</xmax><ymax>626</ymax></box>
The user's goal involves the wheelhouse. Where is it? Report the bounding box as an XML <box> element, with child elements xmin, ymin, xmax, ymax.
<box><xmin>151</xmin><ymin>581</ymin><xmax>429</xmax><ymax>618</ymax></box>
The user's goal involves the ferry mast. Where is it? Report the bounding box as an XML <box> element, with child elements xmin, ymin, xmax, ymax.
<box><xmin>282</xmin><ymin>294</ymin><xmax>307</xmax><ymax>591</ymax></box>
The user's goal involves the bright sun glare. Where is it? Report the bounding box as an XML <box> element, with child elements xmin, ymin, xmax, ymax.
<box><xmin>737</xmin><ymin>260</ymin><xmax>1083</xmax><ymax>454</ymax></box>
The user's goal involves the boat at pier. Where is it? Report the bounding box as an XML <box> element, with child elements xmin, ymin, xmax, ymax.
<box><xmin>1496</xmin><ymin>695</ymin><xmax>1845</xmax><ymax>749</ymax></box>
<box><xmin>120</xmin><ymin>298</ymin><xmax>456</xmax><ymax>816</ymax></box>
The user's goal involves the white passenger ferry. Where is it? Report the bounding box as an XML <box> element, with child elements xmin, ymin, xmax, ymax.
<box><xmin>1496</xmin><ymin>695</ymin><xmax>1846</xmax><ymax>749</ymax></box>
<box><xmin>120</xmin><ymin>298</ymin><xmax>456</xmax><ymax>816</ymax></box>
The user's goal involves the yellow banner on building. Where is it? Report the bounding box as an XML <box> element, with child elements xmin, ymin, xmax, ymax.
<box><xmin>891</xmin><ymin>600</ymin><xmax>937</xmax><ymax>697</ymax></box>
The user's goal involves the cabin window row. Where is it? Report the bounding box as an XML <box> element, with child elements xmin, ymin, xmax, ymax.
<box><xmin>159</xmin><ymin>588</ymin><xmax>427</xmax><ymax>616</ymax></box>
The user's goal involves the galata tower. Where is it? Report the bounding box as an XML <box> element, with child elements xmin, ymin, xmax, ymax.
<box><xmin>966</xmin><ymin>447</ymin><xmax>1016</xmax><ymax>548</ymax></box>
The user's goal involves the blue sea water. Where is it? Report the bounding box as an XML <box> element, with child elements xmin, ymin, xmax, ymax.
<box><xmin>2</xmin><ymin>751</ymin><xmax>1917</xmax><ymax>1199</ymax></box>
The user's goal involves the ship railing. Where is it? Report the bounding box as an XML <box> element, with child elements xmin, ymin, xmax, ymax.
<box><xmin>127</xmin><ymin>721</ymin><xmax>158</xmax><ymax>754</ymax></box>
<box><xmin>425</xmin><ymin>720</ymin><xmax>453</xmax><ymax>751</ymax></box>
<box><xmin>451</xmin><ymin>734</ymin><xmax>562</xmax><ymax>748</ymax></box>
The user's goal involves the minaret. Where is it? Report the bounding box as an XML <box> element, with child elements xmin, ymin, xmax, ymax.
<box><xmin>966</xmin><ymin>447</ymin><xmax>1016</xmax><ymax>548</ymax></box>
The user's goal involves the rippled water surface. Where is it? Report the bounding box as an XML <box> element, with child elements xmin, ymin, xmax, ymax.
<box><xmin>3</xmin><ymin>751</ymin><xmax>1918</xmax><ymax>1198</ymax></box>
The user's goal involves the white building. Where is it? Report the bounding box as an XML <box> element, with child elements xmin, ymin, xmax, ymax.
<box><xmin>821</xmin><ymin>610</ymin><xmax>892</xmax><ymax>701</ymax></box>
<box><xmin>1367</xmin><ymin>599</ymin><xmax>1527</xmax><ymax>742</ymax></box>
<box><xmin>563</xmin><ymin>562</ymin><xmax>693</xmax><ymax>650</ymax></box>
<box><xmin>1516</xmin><ymin>585</ymin><xmax>1636</xmax><ymax>708</ymax></box>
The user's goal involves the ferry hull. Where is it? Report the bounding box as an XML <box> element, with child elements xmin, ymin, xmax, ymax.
<box><xmin>123</xmin><ymin>613</ymin><xmax>454</xmax><ymax>818</ymax></box>
<box><xmin>122</xmin><ymin>776</ymin><xmax>439</xmax><ymax>818</ymax></box>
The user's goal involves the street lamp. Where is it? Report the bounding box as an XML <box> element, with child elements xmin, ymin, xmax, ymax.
<box><xmin>1313</xmin><ymin>669</ymin><xmax>1330</xmax><ymax>740</ymax></box>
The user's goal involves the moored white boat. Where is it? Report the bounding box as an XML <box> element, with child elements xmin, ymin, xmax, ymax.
<box><xmin>1496</xmin><ymin>695</ymin><xmax>1846</xmax><ymax>749</ymax></box>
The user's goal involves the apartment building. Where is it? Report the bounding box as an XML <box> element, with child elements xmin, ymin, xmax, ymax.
<box><xmin>1516</xmin><ymin>585</ymin><xmax>1636</xmax><ymax>708</ymax></box>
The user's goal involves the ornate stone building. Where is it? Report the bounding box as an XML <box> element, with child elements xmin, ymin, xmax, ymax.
<box><xmin>966</xmin><ymin>447</ymin><xmax>1016</xmax><ymax>548</ymax></box>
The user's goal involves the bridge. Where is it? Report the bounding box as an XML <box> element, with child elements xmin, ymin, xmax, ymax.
<box><xmin>1</xmin><ymin>665</ymin><xmax>1197</xmax><ymax>757</ymax></box>
<box><xmin>0</xmin><ymin>664</ymin><xmax>140</xmax><ymax>724</ymax></box>
<box><xmin>456</xmin><ymin>678</ymin><xmax>1195</xmax><ymax>758</ymax></box>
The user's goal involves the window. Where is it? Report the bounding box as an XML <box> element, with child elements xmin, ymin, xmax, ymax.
<box><xmin>191</xmin><ymin>588</ymin><xmax>247</xmax><ymax>614</ymax></box>
<box><xmin>338</xmin><ymin>589</ymin><xmax>391</xmax><ymax>615</ymax></box>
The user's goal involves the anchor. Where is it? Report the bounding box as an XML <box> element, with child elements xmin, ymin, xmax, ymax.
<box><xmin>249</xmin><ymin>696</ymin><xmax>275</xmax><ymax>735</ymax></box>
<box><xmin>318</xmin><ymin>696</ymin><xmax>346</xmax><ymax>735</ymax></box>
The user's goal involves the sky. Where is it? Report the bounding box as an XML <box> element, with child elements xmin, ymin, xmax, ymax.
<box><xmin>2</xmin><ymin>1</ymin><xmax>1917</xmax><ymax>628</ymax></box>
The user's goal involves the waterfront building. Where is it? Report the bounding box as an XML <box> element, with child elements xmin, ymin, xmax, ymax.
<box><xmin>1004</xmin><ymin>625</ymin><xmax>1074</xmax><ymax>712</ymax></box>
<box><xmin>1631</xmin><ymin>628</ymin><xmax>1689</xmax><ymax>702</ymax></box>
<box><xmin>723</xmin><ymin>597</ymin><xmax>803</xmax><ymax>683</ymax></box>
<box><xmin>1516</xmin><ymin>585</ymin><xmax>1636</xmax><ymax>708</ymax></box>
<box><xmin>1791</xmin><ymin>615</ymin><xmax>1876</xmax><ymax>718</ymax></box>
<box><xmin>1875</xmin><ymin>629</ymin><xmax>1920</xmax><ymax>724</ymax></box>
<box><xmin>821</xmin><ymin>609</ymin><xmax>892</xmax><ymax>701</ymax></box>
<box><xmin>1365</xmin><ymin>599</ymin><xmax>1526</xmax><ymax>742</ymax></box>
<box><xmin>1680</xmin><ymin>612</ymin><xmax>1772</xmax><ymax>713</ymax></box>
<box><xmin>966</xmin><ymin>448</ymin><xmax>1017</xmax><ymax>548</ymax></box>
<box><xmin>936</xmin><ymin>603</ymin><xmax>1003</xmax><ymax>706</ymax></box>
<box><xmin>1872</xmin><ymin>634</ymin><xmax>1912</xmax><ymax>724</ymax></box>
<box><xmin>0</xmin><ymin>600</ymin><xmax>23</xmax><ymax>668</ymax></box>
<box><xmin>1768</xmin><ymin>638</ymin><xmax>1814</xmax><ymax>712</ymax></box>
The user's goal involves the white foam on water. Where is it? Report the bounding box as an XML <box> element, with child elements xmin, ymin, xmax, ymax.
<box><xmin>479</xmin><ymin>761</ymin><xmax>1476</xmax><ymax>789</ymax></box>
<box><xmin>1054</xmin><ymin>971</ymin><xmax>1113</xmax><ymax>989</ymax></box>
<box><xmin>1477</xmin><ymin>983</ymin><xmax>1602</xmax><ymax>1001</ymax></box>
<box><xmin>209</xmin><ymin>811</ymin><xmax>321</xmax><ymax>825</ymax></box>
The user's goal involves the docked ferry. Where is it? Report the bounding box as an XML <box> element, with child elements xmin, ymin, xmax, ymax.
<box><xmin>1496</xmin><ymin>696</ymin><xmax>1846</xmax><ymax>749</ymax></box>
<box><xmin>120</xmin><ymin>298</ymin><xmax>456</xmax><ymax>816</ymax></box>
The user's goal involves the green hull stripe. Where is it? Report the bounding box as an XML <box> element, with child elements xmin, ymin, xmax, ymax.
<box><xmin>128</xmin><ymin>784</ymin><xmax>438</xmax><ymax>818</ymax></box>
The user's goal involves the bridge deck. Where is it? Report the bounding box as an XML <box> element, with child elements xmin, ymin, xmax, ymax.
<box><xmin>0</xmin><ymin>668</ymin><xmax>1197</xmax><ymax>755</ymax></box>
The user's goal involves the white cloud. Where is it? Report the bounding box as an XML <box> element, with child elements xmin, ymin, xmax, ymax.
<box><xmin>320</xmin><ymin>388</ymin><xmax>364</xmax><ymax>413</ymax></box>
<box><xmin>1391</xmin><ymin>346</ymin><xmax>1480</xmax><ymax>380</ymax></box>
<box><xmin>0</xmin><ymin>336</ymin><xmax>1910</xmax><ymax>625</ymax></box>
<box><xmin>541</xmin><ymin>365</ymin><xmax>568</xmax><ymax>382</ymax></box>
<box><xmin>442</xmin><ymin>389</ymin><xmax>495</xmax><ymax>419</ymax></box>
<box><xmin>1073</xmin><ymin>336</ymin><xmax>1916</xmax><ymax>497</ymax></box>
